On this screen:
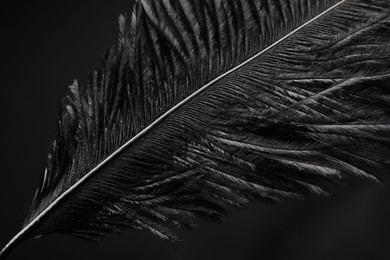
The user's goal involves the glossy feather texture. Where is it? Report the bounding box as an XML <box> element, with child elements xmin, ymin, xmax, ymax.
<box><xmin>1</xmin><ymin>0</ymin><xmax>390</xmax><ymax>257</ymax></box>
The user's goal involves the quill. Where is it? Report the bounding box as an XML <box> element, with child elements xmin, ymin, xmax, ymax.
<box><xmin>1</xmin><ymin>0</ymin><xmax>390</xmax><ymax>258</ymax></box>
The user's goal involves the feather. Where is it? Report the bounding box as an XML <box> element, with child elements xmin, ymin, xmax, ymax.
<box><xmin>1</xmin><ymin>0</ymin><xmax>390</xmax><ymax>258</ymax></box>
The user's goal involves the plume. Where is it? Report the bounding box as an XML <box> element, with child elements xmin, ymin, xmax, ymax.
<box><xmin>1</xmin><ymin>0</ymin><xmax>390</xmax><ymax>258</ymax></box>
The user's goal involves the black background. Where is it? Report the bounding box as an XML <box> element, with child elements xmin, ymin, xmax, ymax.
<box><xmin>0</xmin><ymin>1</ymin><xmax>390</xmax><ymax>260</ymax></box>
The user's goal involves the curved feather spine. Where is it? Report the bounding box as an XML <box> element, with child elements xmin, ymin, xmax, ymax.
<box><xmin>0</xmin><ymin>4</ymin><xmax>347</xmax><ymax>256</ymax></box>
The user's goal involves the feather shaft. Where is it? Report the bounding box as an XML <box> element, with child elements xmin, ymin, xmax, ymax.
<box><xmin>0</xmin><ymin>1</ymin><xmax>350</xmax><ymax>257</ymax></box>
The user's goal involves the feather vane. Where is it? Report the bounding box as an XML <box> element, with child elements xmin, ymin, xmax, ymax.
<box><xmin>1</xmin><ymin>0</ymin><xmax>390</xmax><ymax>258</ymax></box>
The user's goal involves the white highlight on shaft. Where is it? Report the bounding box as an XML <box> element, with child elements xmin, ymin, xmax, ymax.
<box><xmin>0</xmin><ymin>0</ymin><xmax>347</xmax><ymax>257</ymax></box>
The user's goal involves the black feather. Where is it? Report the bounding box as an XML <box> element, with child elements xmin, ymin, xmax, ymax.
<box><xmin>1</xmin><ymin>0</ymin><xmax>390</xmax><ymax>258</ymax></box>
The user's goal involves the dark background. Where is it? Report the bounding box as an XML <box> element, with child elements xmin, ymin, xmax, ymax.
<box><xmin>0</xmin><ymin>1</ymin><xmax>389</xmax><ymax>260</ymax></box>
